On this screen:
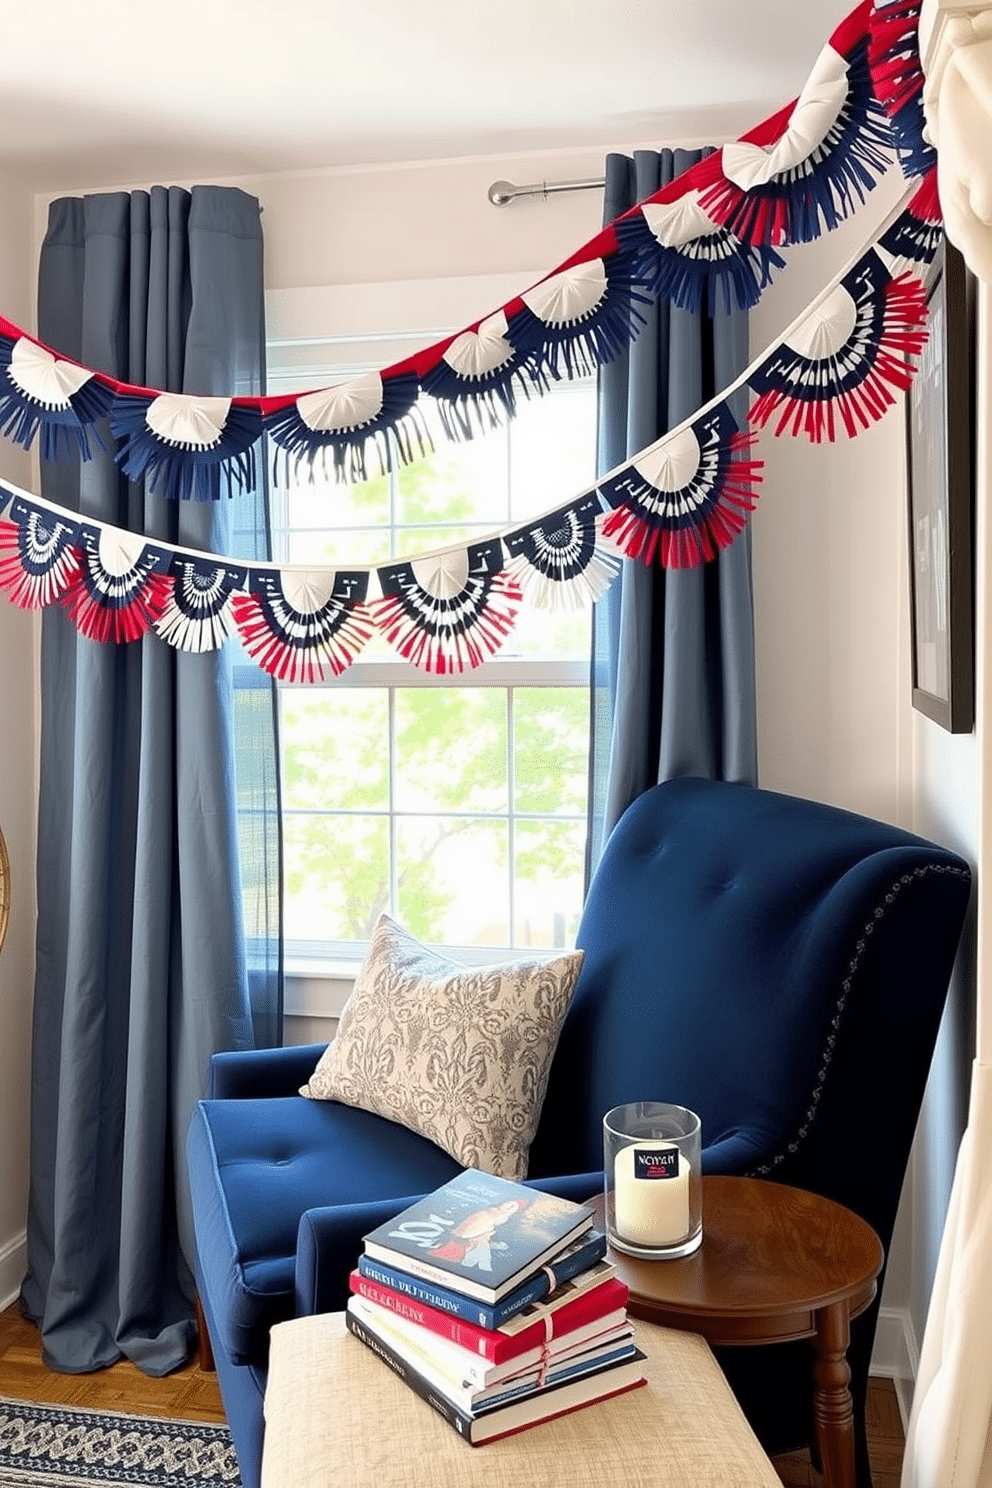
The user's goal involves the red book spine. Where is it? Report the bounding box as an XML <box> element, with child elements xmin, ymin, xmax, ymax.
<box><xmin>348</xmin><ymin>1271</ymin><xmax>628</xmax><ymax>1365</ymax></box>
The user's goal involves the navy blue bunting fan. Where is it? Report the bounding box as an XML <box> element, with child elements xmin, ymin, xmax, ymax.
<box><xmin>614</xmin><ymin>205</ymin><xmax>785</xmax><ymax>314</ymax></box>
<box><xmin>0</xmin><ymin>337</ymin><xmax>114</xmax><ymax>462</ymax></box>
<box><xmin>110</xmin><ymin>392</ymin><xmax>262</xmax><ymax>500</ymax></box>
<box><xmin>506</xmin><ymin>258</ymin><xmax>650</xmax><ymax>380</ymax></box>
<box><xmin>420</xmin><ymin>312</ymin><xmax>548</xmax><ymax>441</ymax></box>
<box><xmin>264</xmin><ymin>371</ymin><xmax>429</xmax><ymax>484</ymax></box>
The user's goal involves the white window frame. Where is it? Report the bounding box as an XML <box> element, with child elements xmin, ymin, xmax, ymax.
<box><xmin>267</xmin><ymin>275</ymin><xmax>595</xmax><ymax>1014</ymax></box>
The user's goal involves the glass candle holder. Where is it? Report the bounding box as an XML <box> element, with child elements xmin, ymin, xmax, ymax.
<box><xmin>603</xmin><ymin>1102</ymin><xmax>702</xmax><ymax>1259</ymax></box>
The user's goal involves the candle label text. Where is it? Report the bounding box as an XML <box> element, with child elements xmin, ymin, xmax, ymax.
<box><xmin>633</xmin><ymin>1147</ymin><xmax>679</xmax><ymax>1180</ymax></box>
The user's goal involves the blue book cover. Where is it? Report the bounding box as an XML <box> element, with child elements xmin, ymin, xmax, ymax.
<box><xmin>356</xmin><ymin>1227</ymin><xmax>609</xmax><ymax>1329</ymax></box>
<box><xmin>362</xmin><ymin>1170</ymin><xmax>595</xmax><ymax>1303</ymax></box>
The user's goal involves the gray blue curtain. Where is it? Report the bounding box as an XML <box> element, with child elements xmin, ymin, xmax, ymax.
<box><xmin>21</xmin><ymin>186</ymin><xmax>282</xmax><ymax>1376</ymax></box>
<box><xmin>588</xmin><ymin>149</ymin><xmax>757</xmax><ymax>873</ymax></box>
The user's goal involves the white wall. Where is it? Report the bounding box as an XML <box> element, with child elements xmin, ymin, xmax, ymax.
<box><xmin>751</xmin><ymin>168</ymin><xmax>980</xmax><ymax>1402</ymax></box>
<box><xmin>255</xmin><ymin>152</ymin><xmax>608</xmax><ymax>290</ymax></box>
<box><xmin>0</xmin><ymin>165</ymin><xmax>39</xmax><ymax>1307</ymax></box>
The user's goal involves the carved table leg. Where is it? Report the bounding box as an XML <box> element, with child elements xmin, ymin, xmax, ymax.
<box><xmin>812</xmin><ymin>1300</ymin><xmax>855</xmax><ymax>1488</ymax></box>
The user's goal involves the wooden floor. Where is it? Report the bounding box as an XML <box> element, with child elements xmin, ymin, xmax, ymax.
<box><xmin>0</xmin><ymin>1302</ymin><xmax>905</xmax><ymax>1484</ymax></box>
<box><xmin>772</xmin><ymin>1376</ymin><xmax>906</xmax><ymax>1488</ymax></box>
<box><xmin>0</xmin><ymin>1303</ymin><xmax>225</xmax><ymax>1424</ymax></box>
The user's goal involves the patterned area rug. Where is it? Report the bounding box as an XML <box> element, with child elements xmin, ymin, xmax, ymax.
<box><xmin>0</xmin><ymin>1397</ymin><xmax>240</xmax><ymax>1487</ymax></box>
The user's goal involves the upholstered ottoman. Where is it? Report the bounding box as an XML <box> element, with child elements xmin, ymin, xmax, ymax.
<box><xmin>260</xmin><ymin>1312</ymin><xmax>781</xmax><ymax>1488</ymax></box>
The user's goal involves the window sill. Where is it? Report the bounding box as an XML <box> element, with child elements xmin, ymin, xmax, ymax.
<box><xmin>285</xmin><ymin>961</ymin><xmax>360</xmax><ymax>1021</ymax></box>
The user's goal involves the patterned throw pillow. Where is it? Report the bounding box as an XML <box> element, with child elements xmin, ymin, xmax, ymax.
<box><xmin>300</xmin><ymin>914</ymin><xmax>584</xmax><ymax>1180</ymax></box>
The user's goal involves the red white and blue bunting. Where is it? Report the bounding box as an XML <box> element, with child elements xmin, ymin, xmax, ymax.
<box><xmin>0</xmin><ymin>170</ymin><xmax>939</xmax><ymax>680</ymax></box>
<box><xmin>867</xmin><ymin>0</ymin><xmax>936</xmax><ymax>179</ymax></box>
<box><xmin>0</xmin><ymin>0</ymin><xmax>944</xmax><ymax>679</ymax></box>
<box><xmin>0</xmin><ymin>0</ymin><xmax>931</xmax><ymax>504</ymax></box>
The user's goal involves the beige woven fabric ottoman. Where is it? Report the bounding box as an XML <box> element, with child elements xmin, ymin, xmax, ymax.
<box><xmin>261</xmin><ymin>1311</ymin><xmax>780</xmax><ymax>1488</ymax></box>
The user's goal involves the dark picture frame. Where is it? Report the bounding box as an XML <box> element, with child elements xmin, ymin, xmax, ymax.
<box><xmin>905</xmin><ymin>237</ymin><xmax>974</xmax><ymax>732</ymax></box>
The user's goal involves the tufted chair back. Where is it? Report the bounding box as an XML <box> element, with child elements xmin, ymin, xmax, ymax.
<box><xmin>528</xmin><ymin>776</ymin><xmax>971</xmax><ymax>1478</ymax></box>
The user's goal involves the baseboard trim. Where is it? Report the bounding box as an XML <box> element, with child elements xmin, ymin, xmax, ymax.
<box><xmin>0</xmin><ymin>1230</ymin><xmax>26</xmax><ymax>1313</ymax></box>
<box><xmin>870</xmin><ymin>1305</ymin><xmax>919</xmax><ymax>1429</ymax></box>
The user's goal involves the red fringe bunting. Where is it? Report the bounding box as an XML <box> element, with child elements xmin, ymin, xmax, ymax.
<box><xmin>692</xmin><ymin>27</ymin><xmax>892</xmax><ymax>245</ymax></box>
<box><xmin>868</xmin><ymin>0</ymin><xmax>935</xmax><ymax>176</ymax></box>
<box><xmin>371</xmin><ymin>541</ymin><xmax>522</xmax><ymax>673</ymax></box>
<box><xmin>905</xmin><ymin>164</ymin><xmax>941</xmax><ymax>228</ymax></box>
<box><xmin>748</xmin><ymin>255</ymin><xmax>929</xmax><ymax>442</ymax></box>
<box><xmin>231</xmin><ymin>571</ymin><xmax>373</xmax><ymax>683</ymax></box>
<box><xmin>61</xmin><ymin>528</ymin><xmax>172</xmax><ymax>644</ymax></box>
<box><xmin>599</xmin><ymin>408</ymin><xmax>762</xmax><ymax>568</ymax></box>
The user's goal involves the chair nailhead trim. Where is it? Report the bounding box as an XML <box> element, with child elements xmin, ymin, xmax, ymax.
<box><xmin>748</xmin><ymin>862</ymin><xmax>969</xmax><ymax>1178</ymax></box>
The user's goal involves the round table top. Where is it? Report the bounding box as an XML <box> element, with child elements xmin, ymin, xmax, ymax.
<box><xmin>591</xmin><ymin>1176</ymin><xmax>884</xmax><ymax>1344</ymax></box>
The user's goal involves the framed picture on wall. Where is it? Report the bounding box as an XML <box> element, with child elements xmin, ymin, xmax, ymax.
<box><xmin>905</xmin><ymin>236</ymin><xmax>974</xmax><ymax>733</ymax></box>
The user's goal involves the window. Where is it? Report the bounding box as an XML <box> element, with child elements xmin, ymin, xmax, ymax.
<box><xmin>268</xmin><ymin>304</ymin><xmax>596</xmax><ymax>966</ymax></box>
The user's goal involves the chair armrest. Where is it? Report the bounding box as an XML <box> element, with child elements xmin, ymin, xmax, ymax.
<box><xmin>702</xmin><ymin>1131</ymin><xmax>773</xmax><ymax>1174</ymax></box>
<box><xmin>296</xmin><ymin>1196</ymin><xmax>429</xmax><ymax>1316</ymax></box>
<box><xmin>209</xmin><ymin>1043</ymin><xmax>325</xmax><ymax>1099</ymax></box>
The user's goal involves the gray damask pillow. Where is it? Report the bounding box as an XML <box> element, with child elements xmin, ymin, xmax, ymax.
<box><xmin>300</xmin><ymin>914</ymin><xmax>583</xmax><ymax>1180</ymax></box>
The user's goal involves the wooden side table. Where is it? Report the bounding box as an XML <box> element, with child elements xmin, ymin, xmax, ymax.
<box><xmin>592</xmin><ymin>1176</ymin><xmax>884</xmax><ymax>1488</ymax></box>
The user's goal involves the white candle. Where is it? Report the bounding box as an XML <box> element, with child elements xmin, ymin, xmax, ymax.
<box><xmin>613</xmin><ymin>1142</ymin><xmax>691</xmax><ymax>1247</ymax></box>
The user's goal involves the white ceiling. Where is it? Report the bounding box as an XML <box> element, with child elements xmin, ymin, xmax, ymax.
<box><xmin>0</xmin><ymin>2</ymin><xmax>861</xmax><ymax>191</ymax></box>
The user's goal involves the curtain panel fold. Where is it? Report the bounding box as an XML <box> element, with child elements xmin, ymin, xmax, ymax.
<box><xmin>21</xmin><ymin>185</ymin><xmax>281</xmax><ymax>1376</ymax></box>
<box><xmin>587</xmin><ymin>149</ymin><xmax>758</xmax><ymax>875</ymax></box>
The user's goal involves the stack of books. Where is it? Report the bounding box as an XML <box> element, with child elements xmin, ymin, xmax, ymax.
<box><xmin>346</xmin><ymin>1168</ymin><xmax>646</xmax><ymax>1445</ymax></box>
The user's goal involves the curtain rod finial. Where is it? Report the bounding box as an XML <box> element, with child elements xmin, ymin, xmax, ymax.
<box><xmin>488</xmin><ymin>180</ymin><xmax>516</xmax><ymax>206</ymax></box>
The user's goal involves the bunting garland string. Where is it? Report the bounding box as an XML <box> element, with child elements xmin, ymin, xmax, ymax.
<box><xmin>0</xmin><ymin>177</ymin><xmax>941</xmax><ymax>682</ymax></box>
<box><xmin>0</xmin><ymin>0</ymin><xmax>936</xmax><ymax>505</ymax></box>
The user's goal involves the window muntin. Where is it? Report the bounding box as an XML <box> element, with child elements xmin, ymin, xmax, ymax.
<box><xmin>270</xmin><ymin>353</ymin><xmax>595</xmax><ymax>962</ymax></box>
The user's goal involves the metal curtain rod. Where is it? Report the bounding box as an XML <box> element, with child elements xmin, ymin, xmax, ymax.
<box><xmin>487</xmin><ymin>175</ymin><xmax>606</xmax><ymax>206</ymax></box>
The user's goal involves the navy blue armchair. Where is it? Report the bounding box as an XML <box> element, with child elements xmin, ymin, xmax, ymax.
<box><xmin>186</xmin><ymin>777</ymin><xmax>970</xmax><ymax>1488</ymax></box>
